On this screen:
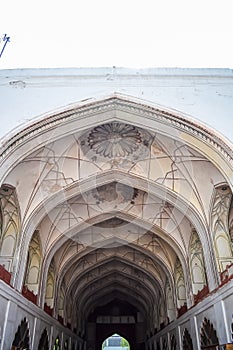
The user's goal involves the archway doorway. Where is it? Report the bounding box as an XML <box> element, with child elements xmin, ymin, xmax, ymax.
<box><xmin>102</xmin><ymin>334</ymin><xmax>130</xmax><ymax>350</ymax></box>
<box><xmin>87</xmin><ymin>299</ymin><xmax>145</xmax><ymax>350</ymax></box>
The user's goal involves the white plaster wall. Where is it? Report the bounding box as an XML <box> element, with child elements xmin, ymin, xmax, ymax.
<box><xmin>147</xmin><ymin>280</ymin><xmax>233</xmax><ymax>349</ymax></box>
<box><xmin>222</xmin><ymin>293</ymin><xmax>233</xmax><ymax>343</ymax></box>
<box><xmin>0</xmin><ymin>280</ymin><xmax>82</xmax><ymax>350</ymax></box>
<box><xmin>0</xmin><ymin>68</ymin><xmax>233</xmax><ymax>146</ymax></box>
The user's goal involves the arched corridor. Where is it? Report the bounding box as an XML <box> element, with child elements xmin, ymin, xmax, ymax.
<box><xmin>0</xmin><ymin>70</ymin><xmax>233</xmax><ymax>349</ymax></box>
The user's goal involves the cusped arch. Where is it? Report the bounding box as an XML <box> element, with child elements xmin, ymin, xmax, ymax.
<box><xmin>38</xmin><ymin>328</ymin><xmax>49</xmax><ymax>350</ymax></box>
<box><xmin>182</xmin><ymin>328</ymin><xmax>193</xmax><ymax>350</ymax></box>
<box><xmin>200</xmin><ymin>317</ymin><xmax>219</xmax><ymax>348</ymax></box>
<box><xmin>11</xmin><ymin>317</ymin><xmax>30</xmax><ymax>350</ymax></box>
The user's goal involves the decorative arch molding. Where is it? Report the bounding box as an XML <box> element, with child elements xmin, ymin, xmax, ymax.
<box><xmin>1</xmin><ymin>94</ymin><xmax>231</xmax><ymax>342</ymax></box>
<box><xmin>75</xmin><ymin>289</ymin><xmax>147</xmax><ymax>334</ymax></box>
<box><xmin>229</xmin><ymin>198</ymin><xmax>233</xmax><ymax>245</ymax></box>
<box><xmin>0</xmin><ymin>95</ymin><xmax>231</xmax><ymax>298</ymax></box>
<box><xmin>24</xmin><ymin>230</ymin><xmax>42</xmax><ymax>295</ymax></box>
<box><xmin>62</xmin><ymin>258</ymin><xmax>166</xmax><ymax>325</ymax></box>
<box><xmin>45</xmin><ymin>258</ymin><xmax>56</xmax><ymax>309</ymax></box>
<box><xmin>77</xmin><ymin>277</ymin><xmax>152</xmax><ymax>319</ymax></box>
<box><xmin>56</xmin><ymin>242</ymin><xmax>175</xmax><ymax>293</ymax></box>
<box><xmin>64</xmin><ymin>256</ymin><xmax>163</xmax><ymax>302</ymax></box>
<box><xmin>210</xmin><ymin>184</ymin><xmax>233</xmax><ymax>272</ymax></box>
<box><xmin>189</xmin><ymin>229</ymin><xmax>207</xmax><ymax>294</ymax></box>
<box><xmin>13</xmin><ymin>165</ymin><xmax>219</xmax><ymax>293</ymax></box>
<box><xmin>81</xmin><ymin>288</ymin><xmax>145</xmax><ymax>320</ymax></box>
<box><xmin>69</xmin><ymin>262</ymin><xmax>159</xmax><ymax>310</ymax></box>
<box><xmin>63</xmin><ymin>265</ymin><xmax>165</xmax><ymax>328</ymax></box>
<box><xmin>0</xmin><ymin>94</ymin><xmax>232</xmax><ymax>179</ymax></box>
<box><xmin>37</xmin><ymin>215</ymin><xmax>191</xmax><ymax>308</ymax></box>
<box><xmin>0</xmin><ymin>184</ymin><xmax>21</xmax><ymax>273</ymax></box>
<box><xmin>175</xmin><ymin>257</ymin><xmax>187</xmax><ymax>307</ymax></box>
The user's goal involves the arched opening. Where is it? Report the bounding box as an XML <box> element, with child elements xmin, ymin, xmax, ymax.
<box><xmin>0</xmin><ymin>90</ymin><xmax>233</xmax><ymax>350</ymax></box>
<box><xmin>53</xmin><ymin>336</ymin><xmax>61</xmax><ymax>350</ymax></box>
<box><xmin>89</xmin><ymin>299</ymin><xmax>141</xmax><ymax>350</ymax></box>
<box><xmin>102</xmin><ymin>334</ymin><xmax>130</xmax><ymax>350</ymax></box>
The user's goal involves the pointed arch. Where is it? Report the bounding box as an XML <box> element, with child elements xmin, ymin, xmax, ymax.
<box><xmin>58</xmin><ymin>278</ymin><xmax>65</xmax><ymax>319</ymax></box>
<box><xmin>165</xmin><ymin>279</ymin><xmax>176</xmax><ymax>323</ymax></box>
<box><xmin>189</xmin><ymin>229</ymin><xmax>207</xmax><ymax>294</ymax></box>
<box><xmin>24</xmin><ymin>230</ymin><xmax>42</xmax><ymax>295</ymax></box>
<box><xmin>53</xmin><ymin>336</ymin><xmax>61</xmax><ymax>350</ymax></box>
<box><xmin>174</xmin><ymin>258</ymin><xmax>186</xmax><ymax>308</ymax></box>
<box><xmin>5</xmin><ymin>94</ymin><xmax>231</xmax><ymax>295</ymax></box>
<box><xmin>45</xmin><ymin>258</ymin><xmax>56</xmax><ymax>308</ymax></box>
<box><xmin>210</xmin><ymin>185</ymin><xmax>233</xmax><ymax>272</ymax></box>
<box><xmin>158</xmin><ymin>292</ymin><xmax>166</xmax><ymax>328</ymax></box>
<box><xmin>0</xmin><ymin>91</ymin><xmax>232</xmax><ymax>349</ymax></box>
<box><xmin>0</xmin><ymin>184</ymin><xmax>21</xmax><ymax>272</ymax></box>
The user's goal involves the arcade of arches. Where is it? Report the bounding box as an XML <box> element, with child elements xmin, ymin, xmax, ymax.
<box><xmin>0</xmin><ymin>94</ymin><xmax>233</xmax><ymax>349</ymax></box>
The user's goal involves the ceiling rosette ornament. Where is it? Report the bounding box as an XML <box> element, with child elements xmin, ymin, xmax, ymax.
<box><xmin>88</xmin><ymin>122</ymin><xmax>142</xmax><ymax>158</ymax></box>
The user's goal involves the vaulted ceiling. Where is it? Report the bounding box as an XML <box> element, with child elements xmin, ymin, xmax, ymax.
<box><xmin>1</xmin><ymin>94</ymin><xmax>232</xmax><ymax>336</ymax></box>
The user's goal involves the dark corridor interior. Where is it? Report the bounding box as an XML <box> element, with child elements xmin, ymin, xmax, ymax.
<box><xmin>86</xmin><ymin>299</ymin><xmax>146</xmax><ymax>350</ymax></box>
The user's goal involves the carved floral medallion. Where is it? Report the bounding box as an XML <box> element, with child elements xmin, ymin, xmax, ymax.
<box><xmin>88</xmin><ymin>122</ymin><xmax>142</xmax><ymax>158</ymax></box>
